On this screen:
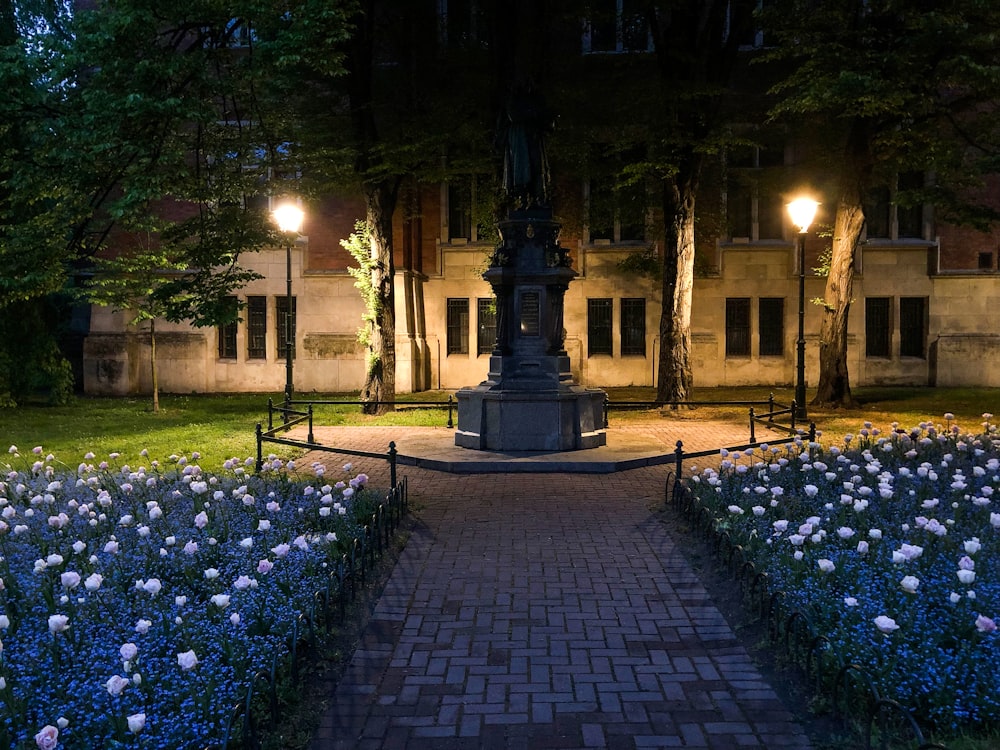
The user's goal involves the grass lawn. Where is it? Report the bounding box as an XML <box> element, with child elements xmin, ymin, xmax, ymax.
<box><xmin>2</xmin><ymin>386</ymin><xmax>997</xmax><ymax>469</ymax></box>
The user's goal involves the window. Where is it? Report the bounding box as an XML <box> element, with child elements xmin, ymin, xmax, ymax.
<box><xmin>726</xmin><ymin>145</ymin><xmax>784</xmax><ymax>241</ymax></box>
<box><xmin>899</xmin><ymin>297</ymin><xmax>926</xmax><ymax>358</ymax></box>
<box><xmin>620</xmin><ymin>298</ymin><xmax>646</xmax><ymax>356</ymax></box>
<box><xmin>588</xmin><ymin>145</ymin><xmax>647</xmax><ymax>243</ymax></box>
<box><xmin>217</xmin><ymin>297</ymin><xmax>238</xmax><ymax>360</ymax></box>
<box><xmin>583</xmin><ymin>0</ymin><xmax>652</xmax><ymax>53</ymax></box>
<box><xmin>725</xmin><ymin>298</ymin><xmax>751</xmax><ymax>356</ymax></box>
<box><xmin>438</xmin><ymin>0</ymin><xmax>486</xmax><ymax>49</ymax></box>
<box><xmin>865</xmin><ymin>297</ymin><xmax>891</xmax><ymax>358</ymax></box>
<box><xmin>247</xmin><ymin>296</ymin><xmax>267</xmax><ymax>360</ymax></box>
<box><xmin>865</xmin><ymin>172</ymin><xmax>924</xmax><ymax>240</ymax></box>
<box><xmin>978</xmin><ymin>252</ymin><xmax>994</xmax><ymax>270</ymax></box>
<box><xmin>477</xmin><ymin>298</ymin><xmax>496</xmax><ymax>355</ymax></box>
<box><xmin>758</xmin><ymin>298</ymin><xmax>784</xmax><ymax>356</ymax></box>
<box><xmin>276</xmin><ymin>296</ymin><xmax>296</xmax><ymax>361</ymax></box>
<box><xmin>447</xmin><ymin>175</ymin><xmax>488</xmax><ymax>242</ymax></box>
<box><xmin>588</xmin><ymin>298</ymin><xmax>613</xmax><ymax>356</ymax></box>
<box><xmin>447</xmin><ymin>298</ymin><xmax>469</xmax><ymax>355</ymax></box>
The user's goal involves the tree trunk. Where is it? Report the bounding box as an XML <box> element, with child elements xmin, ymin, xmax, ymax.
<box><xmin>656</xmin><ymin>170</ymin><xmax>697</xmax><ymax>405</ymax></box>
<box><xmin>812</xmin><ymin>121</ymin><xmax>871</xmax><ymax>409</ymax></box>
<box><xmin>360</xmin><ymin>181</ymin><xmax>399</xmax><ymax>415</ymax></box>
<box><xmin>149</xmin><ymin>318</ymin><xmax>159</xmax><ymax>414</ymax></box>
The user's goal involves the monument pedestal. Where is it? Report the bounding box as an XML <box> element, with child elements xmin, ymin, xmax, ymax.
<box><xmin>455</xmin><ymin>210</ymin><xmax>607</xmax><ymax>452</ymax></box>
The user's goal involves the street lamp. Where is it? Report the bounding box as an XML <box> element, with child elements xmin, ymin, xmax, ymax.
<box><xmin>787</xmin><ymin>197</ymin><xmax>819</xmax><ymax>422</ymax></box>
<box><xmin>273</xmin><ymin>202</ymin><xmax>304</xmax><ymax>408</ymax></box>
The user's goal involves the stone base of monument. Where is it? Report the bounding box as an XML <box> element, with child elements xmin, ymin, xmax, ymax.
<box><xmin>454</xmin><ymin>384</ymin><xmax>606</xmax><ymax>452</ymax></box>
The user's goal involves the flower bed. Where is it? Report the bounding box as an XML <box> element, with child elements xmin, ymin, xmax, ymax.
<box><xmin>686</xmin><ymin>415</ymin><xmax>999</xmax><ymax>734</ymax></box>
<box><xmin>0</xmin><ymin>446</ymin><xmax>379</xmax><ymax>749</ymax></box>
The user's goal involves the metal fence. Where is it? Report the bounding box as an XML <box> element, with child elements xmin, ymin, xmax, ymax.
<box><xmin>664</xmin><ymin>472</ymin><xmax>949</xmax><ymax>750</ymax></box>
<box><xmin>201</xmin><ymin>478</ymin><xmax>409</xmax><ymax>750</ymax></box>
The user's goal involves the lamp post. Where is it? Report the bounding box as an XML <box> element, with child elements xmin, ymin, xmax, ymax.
<box><xmin>787</xmin><ymin>197</ymin><xmax>818</xmax><ymax>422</ymax></box>
<box><xmin>273</xmin><ymin>203</ymin><xmax>304</xmax><ymax>409</ymax></box>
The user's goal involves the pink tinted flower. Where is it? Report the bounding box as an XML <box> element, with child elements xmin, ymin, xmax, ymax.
<box><xmin>60</xmin><ymin>571</ymin><xmax>80</xmax><ymax>590</ymax></box>
<box><xmin>257</xmin><ymin>559</ymin><xmax>273</xmax><ymax>575</ymax></box>
<box><xmin>106</xmin><ymin>674</ymin><xmax>129</xmax><ymax>696</ymax></box>
<box><xmin>34</xmin><ymin>725</ymin><xmax>58</xmax><ymax>749</ymax></box>
<box><xmin>976</xmin><ymin>614</ymin><xmax>997</xmax><ymax>633</ymax></box>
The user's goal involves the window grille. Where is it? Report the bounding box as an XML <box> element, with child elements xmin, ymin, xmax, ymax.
<box><xmin>447</xmin><ymin>298</ymin><xmax>469</xmax><ymax>355</ymax></box>
<box><xmin>865</xmin><ymin>298</ymin><xmax>891</xmax><ymax>357</ymax></box>
<box><xmin>477</xmin><ymin>298</ymin><xmax>496</xmax><ymax>355</ymax></box>
<box><xmin>620</xmin><ymin>298</ymin><xmax>646</xmax><ymax>356</ymax></box>
<box><xmin>899</xmin><ymin>297</ymin><xmax>926</xmax><ymax>358</ymax></box>
<box><xmin>588</xmin><ymin>298</ymin><xmax>613</xmax><ymax>356</ymax></box>
<box><xmin>725</xmin><ymin>298</ymin><xmax>751</xmax><ymax>356</ymax></box>
<box><xmin>276</xmin><ymin>296</ymin><xmax>296</xmax><ymax>361</ymax></box>
<box><xmin>758</xmin><ymin>298</ymin><xmax>784</xmax><ymax>356</ymax></box>
<box><xmin>247</xmin><ymin>296</ymin><xmax>267</xmax><ymax>360</ymax></box>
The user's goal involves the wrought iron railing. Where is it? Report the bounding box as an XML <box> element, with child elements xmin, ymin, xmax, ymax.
<box><xmin>663</xmin><ymin>472</ymin><xmax>949</xmax><ymax>750</ymax></box>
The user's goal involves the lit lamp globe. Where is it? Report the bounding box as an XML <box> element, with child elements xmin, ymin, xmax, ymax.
<box><xmin>273</xmin><ymin>203</ymin><xmax>304</xmax><ymax>234</ymax></box>
<box><xmin>787</xmin><ymin>198</ymin><xmax>819</xmax><ymax>233</ymax></box>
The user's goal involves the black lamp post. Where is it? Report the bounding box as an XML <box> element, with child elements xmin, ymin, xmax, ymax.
<box><xmin>273</xmin><ymin>203</ymin><xmax>304</xmax><ymax>409</ymax></box>
<box><xmin>787</xmin><ymin>197</ymin><xmax>818</xmax><ymax>422</ymax></box>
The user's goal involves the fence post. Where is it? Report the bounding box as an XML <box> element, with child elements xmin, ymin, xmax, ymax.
<box><xmin>749</xmin><ymin>407</ymin><xmax>756</xmax><ymax>444</ymax></box>
<box><xmin>790</xmin><ymin>400</ymin><xmax>798</xmax><ymax>431</ymax></box>
<box><xmin>267</xmin><ymin>398</ymin><xmax>274</xmax><ymax>431</ymax></box>
<box><xmin>308</xmin><ymin>405</ymin><xmax>315</xmax><ymax>444</ymax></box>
<box><xmin>447</xmin><ymin>395</ymin><xmax>454</xmax><ymax>429</ymax></box>
<box><xmin>674</xmin><ymin>440</ymin><xmax>684</xmax><ymax>478</ymax></box>
<box><xmin>768</xmin><ymin>392</ymin><xmax>775</xmax><ymax>423</ymax></box>
<box><xmin>255</xmin><ymin>423</ymin><xmax>263</xmax><ymax>473</ymax></box>
<box><xmin>388</xmin><ymin>441</ymin><xmax>397</xmax><ymax>488</ymax></box>
<box><xmin>809</xmin><ymin>422</ymin><xmax>816</xmax><ymax>442</ymax></box>
<box><xmin>603</xmin><ymin>395</ymin><xmax>609</xmax><ymax>429</ymax></box>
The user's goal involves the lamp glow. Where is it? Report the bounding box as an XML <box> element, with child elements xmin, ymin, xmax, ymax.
<box><xmin>273</xmin><ymin>203</ymin><xmax>304</xmax><ymax>234</ymax></box>
<box><xmin>787</xmin><ymin>198</ymin><xmax>819</xmax><ymax>233</ymax></box>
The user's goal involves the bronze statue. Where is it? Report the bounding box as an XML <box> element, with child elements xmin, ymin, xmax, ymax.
<box><xmin>497</xmin><ymin>83</ymin><xmax>553</xmax><ymax>209</ymax></box>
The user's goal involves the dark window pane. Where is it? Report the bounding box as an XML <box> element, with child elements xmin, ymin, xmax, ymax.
<box><xmin>758</xmin><ymin>191</ymin><xmax>785</xmax><ymax>240</ymax></box>
<box><xmin>899</xmin><ymin>297</ymin><xmax>926</xmax><ymax>358</ymax></box>
<box><xmin>218</xmin><ymin>295</ymin><xmax>238</xmax><ymax>359</ymax></box>
<box><xmin>758</xmin><ymin>298</ymin><xmax>784</xmax><ymax>356</ymax></box>
<box><xmin>618</xmin><ymin>180</ymin><xmax>646</xmax><ymax>241</ymax></box>
<box><xmin>477</xmin><ymin>298</ymin><xmax>496</xmax><ymax>355</ymax></box>
<box><xmin>897</xmin><ymin>172</ymin><xmax>923</xmax><ymax>239</ymax></box>
<box><xmin>276</xmin><ymin>296</ymin><xmax>296</xmax><ymax>361</ymax></box>
<box><xmin>588</xmin><ymin>298</ymin><xmax>613</xmax><ymax>356</ymax></box>
<box><xmin>725</xmin><ymin>298</ymin><xmax>750</xmax><ymax>356</ymax></box>
<box><xmin>621</xmin><ymin>0</ymin><xmax>649</xmax><ymax>51</ymax></box>
<box><xmin>728</xmin><ymin>179</ymin><xmax>752</xmax><ymax>239</ymax></box>
<box><xmin>588</xmin><ymin>0</ymin><xmax>617</xmax><ymax>52</ymax></box>
<box><xmin>447</xmin><ymin>298</ymin><xmax>469</xmax><ymax>355</ymax></box>
<box><xmin>589</xmin><ymin>177</ymin><xmax>615</xmax><ymax>241</ymax></box>
<box><xmin>448</xmin><ymin>178</ymin><xmax>472</xmax><ymax>241</ymax></box>
<box><xmin>247</xmin><ymin>296</ymin><xmax>267</xmax><ymax>360</ymax></box>
<box><xmin>979</xmin><ymin>252</ymin><xmax>994</xmax><ymax>270</ymax></box>
<box><xmin>620</xmin><ymin>298</ymin><xmax>646</xmax><ymax>356</ymax></box>
<box><xmin>865</xmin><ymin>297</ymin><xmax>891</xmax><ymax>357</ymax></box>
<box><xmin>865</xmin><ymin>186</ymin><xmax>890</xmax><ymax>238</ymax></box>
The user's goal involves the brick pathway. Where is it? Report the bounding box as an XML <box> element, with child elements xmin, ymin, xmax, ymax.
<box><xmin>303</xmin><ymin>425</ymin><xmax>814</xmax><ymax>750</ymax></box>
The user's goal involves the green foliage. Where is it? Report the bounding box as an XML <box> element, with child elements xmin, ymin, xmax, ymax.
<box><xmin>0</xmin><ymin>295</ymin><xmax>76</xmax><ymax>407</ymax></box>
<box><xmin>343</xmin><ymin>220</ymin><xmax>377</xmax><ymax>353</ymax></box>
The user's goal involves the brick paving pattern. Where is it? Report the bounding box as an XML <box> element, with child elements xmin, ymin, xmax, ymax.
<box><xmin>303</xmin><ymin>425</ymin><xmax>813</xmax><ymax>749</ymax></box>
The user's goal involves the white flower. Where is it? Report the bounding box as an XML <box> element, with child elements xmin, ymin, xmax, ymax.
<box><xmin>135</xmin><ymin>619</ymin><xmax>152</xmax><ymax>634</ymax></box>
<box><xmin>210</xmin><ymin>594</ymin><xmax>231</xmax><ymax>609</ymax></box>
<box><xmin>60</xmin><ymin>571</ymin><xmax>81</xmax><ymax>590</ymax></box>
<box><xmin>177</xmin><ymin>650</ymin><xmax>199</xmax><ymax>671</ymax></box>
<box><xmin>958</xmin><ymin>569</ymin><xmax>976</xmax><ymax>584</ymax></box>
<box><xmin>204</xmin><ymin>568</ymin><xmax>219</xmax><ymax>580</ymax></box>
<box><xmin>258</xmin><ymin>520</ymin><xmax>271</xmax><ymax>531</ymax></box>
<box><xmin>817</xmin><ymin>559</ymin><xmax>835</xmax><ymax>574</ymax></box>
<box><xmin>120</xmin><ymin>643</ymin><xmax>138</xmax><ymax>662</ymax></box>
<box><xmin>84</xmin><ymin>573</ymin><xmax>103</xmax><ymax>591</ymax></box>
<box><xmin>965</xmin><ymin>538</ymin><xmax>982</xmax><ymax>555</ymax></box>
<box><xmin>874</xmin><ymin>615</ymin><xmax>899</xmax><ymax>634</ymax></box>
<box><xmin>34</xmin><ymin>725</ymin><xmax>58</xmax><ymax>750</ymax></box>
<box><xmin>230</xmin><ymin>613</ymin><xmax>241</xmax><ymax>626</ymax></box>
<box><xmin>900</xmin><ymin>576</ymin><xmax>920</xmax><ymax>594</ymax></box>
<box><xmin>194</xmin><ymin>511</ymin><xmax>209</xmax><ymax>528</ymax></box>
<box><xmin>141</xmin><ymin>579</ymin><xmax>161</xmax><ymax>597</ymax></box>
<box><xmin>48</xmin><ymin>614</ymin><xmax>69</xmax><ymax>634</ymax></box>
<box><xmin>844</xmin><ymin>597</ymin><xmax>858</xmax><ymax>607</ymax></box>
<box><xmin>127</xmin><ymin>713</ymin><xmax>146</xmax><ymax>734</ymax></box>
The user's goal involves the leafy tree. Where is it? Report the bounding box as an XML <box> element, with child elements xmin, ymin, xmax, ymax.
<box><xmin>763</xmin><ymin>0</ymin><xmax>1000</xmax><ymax>408</ymax></box>
<box><xmin>0</xmin><ymin>0</ymin><xmax>351</xmax><ymax>403</ymax></box>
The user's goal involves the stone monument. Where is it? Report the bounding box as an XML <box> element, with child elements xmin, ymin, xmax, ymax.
<box><xmin>455</xmin><ymin>87</ymin><xmax>607</xmax><ymax>451</ymax></box>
